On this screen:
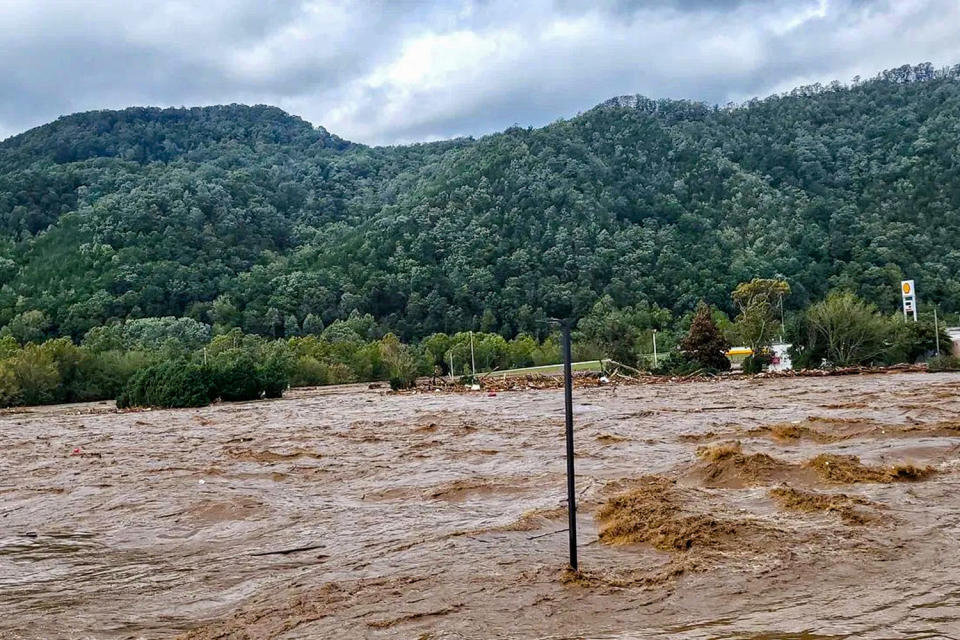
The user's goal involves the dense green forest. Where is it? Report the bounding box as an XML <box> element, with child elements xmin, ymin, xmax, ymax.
<box><xmin>2</xmin><ymin>62</ymin><xmax>959</xmax><ymax>344</ymax></box>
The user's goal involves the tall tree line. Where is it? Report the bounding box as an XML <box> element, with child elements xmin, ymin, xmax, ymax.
<box><xmin>1</xmin><ymin>64</ymin><xmax>959</xmax><ymax>342</ymax></box>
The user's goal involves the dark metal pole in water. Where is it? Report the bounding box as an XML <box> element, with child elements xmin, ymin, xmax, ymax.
<box><xmin>562</xmin><ymin>322</ymin><xmax>578</xmax><ymax>571</ymax></box>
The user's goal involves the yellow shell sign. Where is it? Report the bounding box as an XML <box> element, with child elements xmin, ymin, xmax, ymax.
<box><xmin>902</xmin><ymin>281</ymin><xmax>911</xmax><ymax>294</ymax></box>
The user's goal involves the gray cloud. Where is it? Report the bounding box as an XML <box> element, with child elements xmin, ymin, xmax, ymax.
<box><xmin>0</xmin><ymin>0</ymin><xmax>957</xmax><ymax>145</ymax></box>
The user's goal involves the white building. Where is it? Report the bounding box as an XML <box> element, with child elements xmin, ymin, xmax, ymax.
<box><xmin>768</xmin><ymin>342</ymin><xmax>793</xmax><ymax>372</ymax></box>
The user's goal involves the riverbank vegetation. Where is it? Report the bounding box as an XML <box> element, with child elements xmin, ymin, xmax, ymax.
<box><xmin>0</xmin><ymin>281</ymin><xmax>954</xmax><ymax>409</ymax></box>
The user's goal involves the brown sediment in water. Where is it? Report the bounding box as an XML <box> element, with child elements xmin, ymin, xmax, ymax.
<box><xmin>597</xmin><ymin>433</ymin><xmax>630</xmax><ymax>443</ymax></box>
<box><xmin>180</xmin><ymin>577</ymin><xmax>449</xmax><ymax>639</ymax></box>
<box><xmin>428</xmin><ymin>478</ymin><xmax>496</xmax><ymax>500</ymax></box>
<box><xmin>769</xmin><ymin>486</ymin><xmax>880</xmax><ymax>525</ymax></box>
<box><xmin>184</xmin><ymin>498</ymin><xmax>266</xmax><ymax>524</ymax></box>
<box><xmin>425</xmin><ymin>477</ymin><xmax>535</xmax><ymax>501</ymax></box>
<box><xmin>496</xmin><ymin>507</ymin><xmax>568</xmax><ymax>532</ymax></box>
<box><xmin>804</xmin><ymin>416</ymin><xmax>865</xmax><ymax>425</ymax></box>
<box><xmin>690</xmin><ymin>441</ymin><xmax>801</xmax><ymax>488</ymax></box>
<box><xmin>747</xmin><ymin>421</ymin><xmax>846</xmax><ymax>443</ymax></box>
<box><xmin>223</xmin><ymin>446</ymin><xmax>323</xmax><ymax>463</ymax></box>
<box><xmin>807</xmin><ymin>454</ymin><xmax>936</xmax><ymax>484</ymax></box>
<box><xmin>178</xmin><ymin>582</ymin><xmax>349</xmax><ymax>640</ymax></box>
<box><xmin>596</xmin><ymin>475</ymin><xmax>767</xmax><ymax>552</ymax></box>
<box><xmin>559</xmin><ymin>567</ymin><xmax>601</xmax><ymax>587</ymax></box>
<box><xmin>748</xmin><ymin>417</ymin><xmax>960</xmax><ymax>443</ymax></box>
<box><xmin>678</xmin><ymin>430</ymin><xmax>719</xmax><ymax>442</ymax></box>
<box><xmin>368</xmin><ymin>476</ymin><xmax>539</xmax><ymax>502</ymax></box>
<box><xmin>677</xmin><ymin>415</ymin><xmax>873</xmax><ymax>444</ymax></box>
<box><xmin>904</xmin><ymin>419</ymin><xmax>960</xmax><ymax>436</ymax></box>
<box><xmin>366</xmin><ymin>603</ymin><xmax>465</xmax><ymax>629</ymax></box>
<box><xmin>453</xmin><ymin>506</ymin><xmax>570</xmax><ymax>536</ymax></box>
<box><xmin>687</xmin><ymin>442</ymin><xmax>937</xmax><ymax>489</ymax></box>
<box><xmin>746</xmin><ymin>416</ymin><xmax>880</xmax><ymax>443</ymax></box>
<box><xmin>7</xmin><ymin>372</ymin><xmax>960</xmax><ymax>639</ymax></box>
<box><xmin>820</xmin><ymin>401</ymin><xmax>870</xmax><ymax>409</ymax></box>
<box><xmin>695</xmin><ymin>441</ymin><xmax>745</xmax><ymax>461</ymax></box>
<box><xmin>560</xmin><ymin>556</ymin><xmax>699</xmax><ymax>589</ymax></box>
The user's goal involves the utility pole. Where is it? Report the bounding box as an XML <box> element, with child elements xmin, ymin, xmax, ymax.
<box><xmin>449</xmin><ymin>352</ymin><xmax>455</xmax><ymax>382</ymax></box>
<box><xmin>778</xmin><ymin>294</ymin><xmax>785</xmax><ymax>342</ymax></box>
<box><xmin>934</xmin><ymin>307</ymin><xmax>941</xmax><ymax>356</ymax></box>
<box><xmin>561</xmin><ymin>322</ymin><xmax>578</xmax><ymax>571</ymax></box>
<box><xmin>470</xmin><ymin>331</ymin><xmax>476</xmax><ymax>377</ymax></box>
<box><xmin>652</xmin><ymin>329</ymin><xmax>658</xmax><ymax>369</ymax></box>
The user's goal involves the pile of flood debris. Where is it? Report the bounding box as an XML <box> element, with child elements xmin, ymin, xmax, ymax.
<box><xmin>413</xmin><ymin>371</ymin><xmax>616</xmax><ymax>393</ymax></box>
<box><xmin>752</xmin><ymin>363</ymin><xmax>928</xmax><ymax>378</ymax></box>
<box><xmin>406</xmin><ymin>363</ymin><xmax>932</xmax><ymax>394</ymax></box>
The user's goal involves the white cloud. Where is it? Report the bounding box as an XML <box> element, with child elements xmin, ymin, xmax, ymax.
<box><xmin>0</xmin><ymin>0</ymin><xmax>958</xmax><ymax>145</ymax></box>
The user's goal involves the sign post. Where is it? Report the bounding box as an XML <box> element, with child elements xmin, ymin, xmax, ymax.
<box><xmin>901</xmin><ymin>280</ymin><xmax>917</xmax><ymax>322</ymax></box>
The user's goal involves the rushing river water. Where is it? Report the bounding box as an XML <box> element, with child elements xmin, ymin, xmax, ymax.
<box><xmin>2</xmin><ymin>373</ymin><xmax>960</xmax><ymax>639</ymax></box>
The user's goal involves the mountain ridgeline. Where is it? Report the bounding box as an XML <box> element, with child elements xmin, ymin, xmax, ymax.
<box><xmin>1</xmin><ymin>62</ymin><xmax>959</xmax><ymax>342</ymax></box>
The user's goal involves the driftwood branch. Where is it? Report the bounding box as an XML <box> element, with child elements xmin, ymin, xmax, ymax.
<box><xmin>606</xmin><ymin>359</ymin><xmax>644</xmax><ymax>375</ymax></box>
<box><xmin>527</xmin><ymin>528</ymin><xmax>568</xmax><ymax>540</ymax></box>
<box><xmin>250</xmin><ymin>543</ymin><xmax>326</xmax><ymax>557</ymax></box>
<box><xmin>478</xmin><ymin>367</ymin><xmax>501</xmax><ymax>381</ymax></box>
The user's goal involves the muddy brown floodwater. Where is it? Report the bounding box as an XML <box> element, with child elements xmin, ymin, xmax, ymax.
<box><xmin>3</xmin><ymin>373</ymin><xmax>960</xmax><ymax>639</ymax></box>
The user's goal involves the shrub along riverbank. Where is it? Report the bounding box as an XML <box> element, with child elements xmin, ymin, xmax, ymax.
<box><xmin>0</xmin><ymin>285</ymin><xmax>956</xmax><ymax>410</ymax></box>
<box><xmin>0</xmin><ymin>315</ymin><xmax>570</xmax><ymax>409</ymax></box>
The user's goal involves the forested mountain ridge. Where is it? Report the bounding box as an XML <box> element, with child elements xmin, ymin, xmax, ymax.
<box><xmin>0</xmin><ymin>104</ymin><xmax>352</xmax><ymax>169</ymax></box>
<box><xmin>1</xmin><ymin>62</ymin><xmax>959</xmax><ymax>342</ymax></box>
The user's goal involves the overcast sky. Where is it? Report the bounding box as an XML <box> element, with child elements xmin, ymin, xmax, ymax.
<box><xmin>1</xmin><ymin>0</ymin><xmax>959</xmax><ymax>145</ymax></box>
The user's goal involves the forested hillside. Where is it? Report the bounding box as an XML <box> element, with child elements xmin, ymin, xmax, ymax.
<box><xmin>2</xmin><ymin>63</ymin><xmax>959</xmax><ymax>342</ymax></box>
